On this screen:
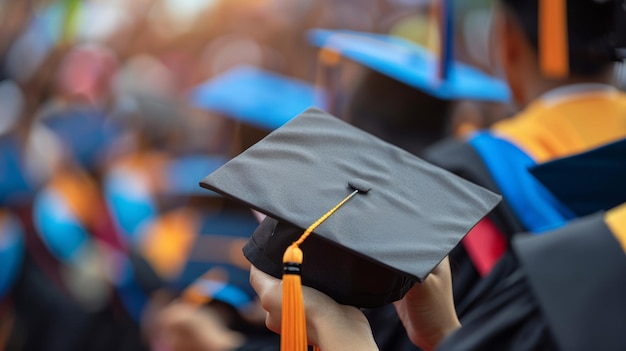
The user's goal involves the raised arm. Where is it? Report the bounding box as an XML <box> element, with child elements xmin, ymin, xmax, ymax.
<box><xmin>394</xmin><ymin>257</ymin><xmax>461</xmax><ymax>351</ymax></box>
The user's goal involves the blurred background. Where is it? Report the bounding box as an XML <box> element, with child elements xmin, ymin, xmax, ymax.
<box><xmin>0</xmin><ymin>0</ymin><xmax>594</xmax><ymax>350</ymax></box>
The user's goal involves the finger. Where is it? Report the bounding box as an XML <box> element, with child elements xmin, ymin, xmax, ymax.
<box><xmin>250</xmin><ymin>265</ymin><xmax>284</xmax><ymax>332</ymax></box>
<box><xmin>249</xmin><ymin>265</ymin><xmax>283</xmax><ymax>310</ymax></box>
<box><xmin>249</xmin><ymin>265</ymin><xmax>279</xmax><ymax>296</ymax></box>
<box><xmin>265</xmin><ymin>310</ymin><xmax>280</xmax><ymax>334</ymax></box>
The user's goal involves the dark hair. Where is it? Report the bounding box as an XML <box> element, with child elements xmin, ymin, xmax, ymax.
<box><xmin>343</xmin><ymin>68</ymin><xmax>452</xmax><ymax>156</ymax></box>
<box><xmin>501</xmin><ymin>0</ymin><xmax>626</xmax><ymax>76</ymax></box>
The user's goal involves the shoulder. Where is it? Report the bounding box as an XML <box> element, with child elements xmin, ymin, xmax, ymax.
<box><xmin>423</xmin><ymin>138</ymin><xmax>497</xmax><ymax>192</ymax></box>
<box><xmin>424</xmin><ymin>137</ymin><xmax>524</xmax><ymax>235</ymax></box>
<box><xmin>513</xmin><ymin>213</ymin><xmax>626</xmax><ymax>351</ymax></box>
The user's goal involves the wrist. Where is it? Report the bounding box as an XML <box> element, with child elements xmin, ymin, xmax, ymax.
<box><xmin>309</xmin><ymin>306</ymin><xmax>378</xmax><ymax>351</ymax></box>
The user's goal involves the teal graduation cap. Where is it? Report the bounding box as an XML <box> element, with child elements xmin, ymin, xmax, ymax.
<box><xmin>190</xmin><ymin>65</ymin><xmax>326</xmax><ymax>130</ymax></box>
<box><xmin>307</xmin><ymin>28</ymin><xmax>510</xmax><ymax>102</ymax></box>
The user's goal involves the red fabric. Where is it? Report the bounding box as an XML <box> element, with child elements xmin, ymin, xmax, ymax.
<box><xmin>91</xmin><ymin>196</ymin><xmax>127</xmax><ymax>252</ymax></box>
<box><xmin>462</xmin><ymin>218</ymin><xmax>507</xmax><ymax>276</ymax></box>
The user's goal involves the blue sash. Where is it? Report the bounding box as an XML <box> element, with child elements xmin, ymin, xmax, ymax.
<box><xmin>468</xmin><ymin>132</ymin><xmax>575</xmax><ymax>233</ymax></box>
<box><xmin>104</xmin><ymin>169</ymin><xmax>157</xmax><ymax>245</ymax></box>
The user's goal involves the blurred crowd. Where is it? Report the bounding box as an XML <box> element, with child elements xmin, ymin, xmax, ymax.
<box><xmin>0</xmin><ymin>1</ymin><xmax>494</xmax><ymax>350</ymax></box>
<box><xmin>1</xmin><ymin>0</ymin><xmax>624</xmax><ymax>350</ymax></box>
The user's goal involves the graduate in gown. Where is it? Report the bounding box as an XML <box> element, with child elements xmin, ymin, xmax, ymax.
<box><xmin>422</xmin><ymin>0</ymin><xmax>626</xmax><ymax>310</ymax></box>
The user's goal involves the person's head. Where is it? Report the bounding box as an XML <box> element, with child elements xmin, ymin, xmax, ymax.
<box><xmin>343</xmin><ymin>68</ymin><xmax>452</xmax><ymax>156</ymax></box>
<box><xmin>492</xmin><ymin>0</ymin><xmax>625</xmax><ymax>105</ymax></box>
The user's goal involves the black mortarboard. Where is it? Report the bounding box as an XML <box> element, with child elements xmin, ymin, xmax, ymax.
<box><xmin>199</xmin><ymin>108</ymin><xmax>501</xmax><ymax>308</ymax></box>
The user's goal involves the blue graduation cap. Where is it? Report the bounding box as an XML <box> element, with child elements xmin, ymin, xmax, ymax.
<box><xmin>190</xmin><ymin>65</ymin><xmax>326</xmax><ymax>130</ymax></box>
<box><xmin>307</xmin><ymin>28</ymin><xmax>510</xmax><ymax>102</ymax></box>
<box><xmin>530</xmin><ymin>138</ymin><xmax>626</xmax><ymax>218</ymax></box>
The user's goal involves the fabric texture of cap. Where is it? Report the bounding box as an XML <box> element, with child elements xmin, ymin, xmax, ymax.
<box><xmin>200</xmin><ymin>107</ymin><xmax>501</xmax><ymax>307</ymax></box>
<box><xmin>308</xmin><ymin>29</ymin><xmax>510</xmax><ymax>102</ymax></box>
<box><xmin>530</xmin><ymin>138</ymin><xmax>626</xmax><ymax>217</ymax></box>
<box><xmin>190</xmin><ymin>65</ymin><xmax>326</xmax><ymax>130</ymax></box>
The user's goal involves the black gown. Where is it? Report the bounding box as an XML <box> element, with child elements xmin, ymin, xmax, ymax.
<box><xmin>423</xmin><ymin>138</ymin><xmax>525</xmax><ymax>308</ymax></box>
<box><xmin>439</xmin><ymin>212</ymin><xmax>626</xmax><ymax>351</ymax></box>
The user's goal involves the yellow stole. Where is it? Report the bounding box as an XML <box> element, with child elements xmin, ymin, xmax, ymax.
<box><xmin>492</xmin><ymin>90</ymin><xmax>626</xmax><ymax>162</ymax></box>
<box><xmin>606</xmin><ymin>203</ymin><xmax>626</xmax><ymax>255</ymax></box>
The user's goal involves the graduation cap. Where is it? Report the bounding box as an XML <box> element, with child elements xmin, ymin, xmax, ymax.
<box><xmin>190</xmin><ymin>65</ymin><xmax>326</xmax><ymax>130</ymax></box>
<box><xmin>530</xmin><ymin>138</ymin><xmax>626</xmax><ymax>218</ymax></box>
<box><xmin>503</xmin><ymin>0</ymin><xmax>626</xmax><ymax>78</ymax></box>
<box><xmin>543</xmin><ymin>0</ymin><xmax>626</xmax><ymax>77</ymax></box>
<box><xmin>538</xmin><ymin>0</ymin><xmax>568</xmax><ymax>78</ymax></box>
<box><xmin>199</xmin><ymin>108</ymin><xmax>500</xmax><ymax>349</ymax></box>
<box><xmin>307</xmin><ymin>25</ymin><xmax>511</xmax><ymax>102</ymax></box>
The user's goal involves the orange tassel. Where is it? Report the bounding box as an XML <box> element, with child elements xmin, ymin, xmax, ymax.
<box><xmin>281</xmin><ymin>244</ymin><xmax>308</xmax><ymax>351</ymax></box>
<box><xmin>280</xmin><ymin>190</ymin><xmax>359</xmax><ymax>351</ymax></box>
<box><xmin>539</xmin><ymin>0</ymin><xmax>569</xmax><ymax>78</ymax></box>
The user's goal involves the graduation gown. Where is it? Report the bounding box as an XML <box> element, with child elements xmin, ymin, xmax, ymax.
<box><xmin>439</xmin><ymin>205</ymin><xmax>626</xmax><ymax>351</ymax></box>
<box><xmin>424</xmin><ymin>88</ymin><xmax>626</xmax><ymax>309</ymax></box>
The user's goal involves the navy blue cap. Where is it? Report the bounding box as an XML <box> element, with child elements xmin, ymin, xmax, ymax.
<box><xmin>190</xmin><ymin>65</ymin><xmax>327</xmax><ymax>130</ymax></box>
<box><xmin>307</xmin><ymin>28</ymin><xmax>510</xmax><ymax>102</ymax></box>
<box><xmin>530</xmin><ymin>138</ymin><xmax>626</xmax><ymax>217</ymax></box>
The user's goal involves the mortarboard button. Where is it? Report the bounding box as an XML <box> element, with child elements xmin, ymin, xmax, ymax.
<box><xmin>348</xmin><ymin>179</ymin><xmax>372</xmax><ymax>193</ymax></box>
